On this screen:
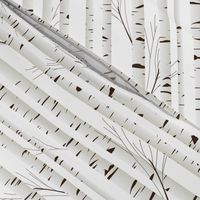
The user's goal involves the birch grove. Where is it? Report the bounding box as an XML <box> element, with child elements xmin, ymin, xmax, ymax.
<box><xmin>0</xmin><ymin>0</ymin><xmax>200</xmax><ymax>199</ymax></box>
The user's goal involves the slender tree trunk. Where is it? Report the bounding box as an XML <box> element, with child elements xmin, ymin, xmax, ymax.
<box><xmin>102</xmin><ymin>0</ymin><xmax>112</xmax><ymax>63</ymax></box>
<box><xmin>156</xmin><ymin>0</ymin><xmax>171</xmax><ymax>105</ymax></box>
<box><xmin>131</xmin><ymin>0</ymin><xmax>145</xmax><ymax>87</ymax></box>
<box><xmin>85</xmin><ymin>0</ymin><xmax>94</xmax><ymax>50</ymax></box>
<box><xmin>59</xmin><ymin>0</ymin><xmax>70</xmax><ymax>35</ymax></box>
<box><xmin>43</xmin><ymin>0</ymin><xmax>60</xmax><ymax>28</ymax></box>
<box><xmin>174</xmin><ymin>0</ymin><xmax>184</xmax><ymax>115</ymax></box>
<box><xmin>175</xmin><ymin>0</ymin><xmax>195</xmax><ymax>124</ymax></box>
<box><xmin>22</xmin><ymin>0</ymin><xmax>34</xmax><ymax>12</ymax></box>
<box><xmin>190</xmin><ymin>0</ymin><xmax>200</xmax><ymax>127</ymax></box>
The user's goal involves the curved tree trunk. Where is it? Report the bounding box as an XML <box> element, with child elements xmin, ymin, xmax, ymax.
<box><xmin>131</xmin><ymin>0</ymin><xmax>145</xmax><ymax>87</ymax></box>
<box><xmin>60</xmin><ymin>0</ymin><xmax>70</xmax><ymax>35</ymax></box>
<box><xmin>102</xmin><ymin>0</ymin><xmax>112</xmax><ymax>63</ymax></box>
<box><xmin>85</xmin><ymin>0</ymin><xmax>94</xmax><ymax>50</ymax></box>
<box><xmin>156</xmin><ymin>0</ymin><xmax>171</xmax><ymax>105</ymax></box>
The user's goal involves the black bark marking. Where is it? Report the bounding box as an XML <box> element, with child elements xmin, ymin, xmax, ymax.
<box><xmin>22</xmin><ymin>150</ymin><xmax>28</xmax><ymax>157</ymax></box>
<box><xmin>149</xmin><ymin>173</ymin><xmax>154</xmax><ymax>180</ymax></box>
<box><xmin>161</xmin><ymin>120</ymin><xmax>169</xmax><ymax>128</ymax></box>
<box><xmin>106</xmin><ymin>147</ymin><xmax>115</xmax><ymax>153</ymax></box>
<box><xmin>136</xmin><ymin>4</ymin><xmax>144</xmax><ymax>9</ymax></box>
<box><xmin>190</xmin><ymin>2</ymin><xmax>200</xmax><ymax>5</ymax></box>
<box><xmin>108</xmin><ymin>87</ymin><xmax>115</xmax><ymax>97</ymax></box>
<box><xmin>76</xmin><ymin>188</ymin><xmax>80</xmax><ymax>196</ymax></box>
<box><xmin>107</xmin><ymin>168</ymin><xmax>118</xmax><ymax>180</ymax></box>
<box><xmin>191</xmin><ymin>135</ymin><xmax>198</xmax><ymax>144</ymax></box>
<box><xmin>60</xmin><ymin>178</ymin><xmax>66</xmax><ymax>187</ymax></box>
<box><xmin>28</xmin><ymin>36</ymin><xmax>35</xmax><ymax>42</ymax></box>
<box><xmin>160</xmin><ymin>40</ymin><xmax>170</xmax><ymax>43</ymax></box>
<box><xmin>132</xmin><ymin>64</ymin><xmax>145</xmax><ymax>69</ymax></box>
<box><xmin>136</xmin><ymin>37</ymin><xmax>144</xmax><ymax>41</ymax></box>
<box><xmin>130</xmin><ymin>180</ymin><xmax>137</xmax><ymax>194</ymax></box>
<box><xmin>149</xmin><ymin>192</ymin><xmax>155</xmax><ymax>200</ymax></box>
<box><xmin>76</xmin><ymin>86</ymin><xmax>82</xmax><ymax>92</ymax></box>
<box><xmin>75</xmin><ymin>123</ymin><xmax>81</xmax><ymax>131</ymax></box>
<box><xmin>39</xmin><ymin>164</ymin><xmax>47</xmax><ymax>174</ymax></box>
<box><xmin>104</xmin><ymin>164</ymin><xmax>114</xmax><ymax>176</ymax></box>
<box><xmin>54</xmin><ymin>75</ymin><xmax>60</xmax><ymax>82</ymax></box>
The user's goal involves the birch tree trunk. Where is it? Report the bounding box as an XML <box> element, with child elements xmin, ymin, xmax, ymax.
<box><xmin>190</xmin><ymin>0</ymin><xmax>200</xmax><ymax>127</ymax></box>
<box><xmin>59</xmin><ymin>0</ymin><xmax>70</xmax><ymax>35</ymax></box>
<box><xmin>131</xmin><ymin>0</ymin><xmax>145</xmax><ymax>87</ymax></box>
<box><xmin>85</xmin><ymin>0</ymin><xmax>94</xmax><ymax>50</ymax></box>
<box><xmin>174</xmin><ymin>0</ymin><xmax>184</xmax><ymax>115</ymax></box>
<box><xmin>22</xmin><ymin>0</ymin><xmax>34</xmax><ymax>12</ymax></box>
<box><xmin>102</xmin><ymin>0</ymin><xmax>112</xmax><ymax>63</ymax></box>
<box><xmin>175</xmin><ymin>0</ymin><xmax>196</xmax><ymax>124</ymax></box>
<box><xmin>43</xmin><ymin>0</ymin><xmax>60</xmax><ymax>28</ymax></box>
<box><xmin>156</xmin><ymin>0</ymin><xmax>171</xmax><ymax>105</ymax></box>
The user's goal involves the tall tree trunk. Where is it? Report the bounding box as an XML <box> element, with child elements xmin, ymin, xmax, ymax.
<box><xmin>59</xmin><ymin>0</ymin><xmax>70</xmax><ymax>35</ymax></box>
<box><xmin>131</xmin><ymin>0</ymin><xmax>145</xmax><ymax>87</ymax></box>
<box><xmin>175</xmin><ymin>0</ymin><xmax>196</xmax><ymax>124</ymax></box>
<box><xmin>190</xmin><ymin>0</ymin><xmax>200</xmax><ymax>127</ymax></box>
<box><xmin>174</xmin><ymin>0</ymin><xmax>184</xmax><ymax>115</ymax></box>
<box><xmin>85</xmin><ymin>0</ymin><xmax>94</xmax><ymax>50</ymax></box>
<box><xmin>102</xmin><ymin>0</ymin><xmax>112</xmax><ymax>63</ymax></box>
<box><xmin>22</xmin><ymin>0</ymin><xmax>34</xmax><ymax>12</ymax></box>
<box><xmin>43</xmin><ymin>0</ymin><xmax>60</xmax><ymax>28</ymax></box>
<box><xmin>156</xmin><ymin>0</ymin><xmax>171</xmax><ymax>105</ymax></box>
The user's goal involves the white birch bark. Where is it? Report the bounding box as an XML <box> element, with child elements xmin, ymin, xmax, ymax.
<box><xmin>102</xmin><ymin>0</ymin><xmax>112</xmax><ymax>63</ymax></box>
<box><xmin>22</xmin><ymin>0</ymin><xmax>34</xmax><ymax>12</ymax></box>
<box><xmin>85</xmin><ymin>0</ymin><xmax>94</xmax><ymax>50</ymax></box>
<box><xmin>156</xmin><ymin>0</ymin><xmax>171</xmax><ymax>105</ymax></box>
<box><xmin>190</xmin><ymin>0</ymin><xmax>200</xmax><ymax>127</ymax></box>
<box><xmin>59</xmin><ymin>0</ymin><xmax>70</xmax><ymax>35</ymax></box>
<box><xmin>131</xmin><ymin>0</ymin><xmax>145</xmax><ymax>87</ymax></box>
<box><xmin>174</xmin><ymin>0</ymin><xmax>196</xmax><ymax>124</ymax></box>
<box><xmin>43</xmin><ymin>0</ymin><xmax>60</xmax><ymax>28</ymax></box>
<box><xmin>1</xmin><ymin>1</ymin><xmax>200</xmax><ymax>198</ymax></box>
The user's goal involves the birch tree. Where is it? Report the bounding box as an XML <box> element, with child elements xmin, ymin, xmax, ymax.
<box><xmin>156</xmin><ymin>0</ymin><xmax>171</xmax><ymax>105</ymax></box>
<box><xmin>59</xmin><ymin>0</ymin><xmax>70</xmax><ymax>35</ymax></box>
<box><xmin>102</xmin><ymin>0</ymin><xmax>112</xmax><ymax>63</ymax></box>
<box><xmin>190</xmin><ymin>0</ymin><xmax>200</xmax><ymax>127</ymax></box>
<box><xmin>85</xmin><ymin>0</ymin><xmax>94</xmax><ymax>50</ymax></box>
<box><xmin>1</xmin><ymin>1</ymin><xmax>200</xmax><ymax>198</ymax></box>
<box><xmin>131</xmin><ymin>0</ymin><xmax>145</xmax><ymax>87</ymax></box>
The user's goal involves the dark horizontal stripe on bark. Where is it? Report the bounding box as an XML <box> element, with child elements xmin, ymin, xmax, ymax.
<box><xmin>190</xmin><ymin>1</ymin><xmax>200</xmax><ymax>5</ymax></box>
<box><xmin>194</xmin><ymin>55</ymin><xmax>200</xmax><ymax>60</ymax></box>
<box><xmin>136</xmin><ymin>4</ymin><xmax>144</xmax><ymax>9</ymax></box>
<box><xmin>132</xmin><ymin>63</ymin><xmax>145</xmax><ymax>69</ymax></box>
<box><xmin>192</xmin><ymin>21</ymin><xmax>200</xmax><ymax>25</ymax></box>
<box><xmin>160</xmin><ymin>40</ymin><xmax>170</xmax><ymax>43</ymax></box>
<box><xmin>163</xmin><ymin>83</ymin><xmax>171</xmax><ymax>87</ymax></box>
<box><xmin>102</xmin><ymin>36</ymin><xmax>108</xmax><ymax>40</ymax></box>
<box><xmin>163</xmin><ymin>77</ymin><xmax>170</xmax><ymax>80</ymax></box>
<box><xmin>160</xmin><ymin>91</ymin><xmax>171</xmax><ymax>94</ymax></box>
<box><xmin>177</xmin><ymin>26</ymin><xmax>182</xmax><ymax>29</ymax></box>
<box><xmin>136</xmin><ymin>37</ymin><xmax>145</xmax><ymax>41</ymax></box>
